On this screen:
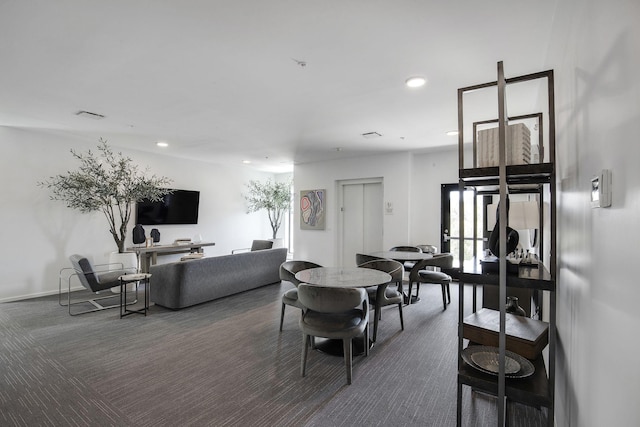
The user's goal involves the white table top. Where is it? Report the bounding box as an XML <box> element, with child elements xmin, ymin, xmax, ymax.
<box><xmin>295</xmin><ymin>267</ymin><xmax>391</xmax><ymax>288</ymax></box>
<box><xmin>119</xmin><ymin>273</ymin><xmax>152</xmax><ymax>281</ymax></box>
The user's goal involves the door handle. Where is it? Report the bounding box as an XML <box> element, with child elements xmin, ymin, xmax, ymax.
<box><xmin>443</xmin><ymin>230</ymin><xmax>451</xmax><ymax>242</ymax></box>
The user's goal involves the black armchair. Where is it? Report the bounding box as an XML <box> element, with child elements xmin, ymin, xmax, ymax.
<box><xmin>231</xmin><ymin>239</ymin><xmax>274</xmax><ymax>254</ymax></box>
<box><xmin>59</xmin><ymin>254</ymin><xmax>136</xmax><ymax>316</ymax></box>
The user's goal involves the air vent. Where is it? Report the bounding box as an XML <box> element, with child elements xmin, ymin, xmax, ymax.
<box><xmin>75</xmin><ymin>110</ymin><xmax>105</xmax><ymax>120</ymax></box>
<box><xmin>362</xmin><ymin>131</ymin><xmax>382</xmax><ymax>139</ymax></box>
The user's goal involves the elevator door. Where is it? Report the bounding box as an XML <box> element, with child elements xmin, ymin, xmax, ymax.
<box><xmin>340</xmin><ymin>181</ymin><xmax>383</xmax><ymax>267</ymax></box>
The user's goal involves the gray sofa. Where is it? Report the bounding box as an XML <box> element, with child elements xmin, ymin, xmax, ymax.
<box><xmin>149</xmin><ymin>247</ymin><xmax>287</xmax><ymax>309</ymax></box>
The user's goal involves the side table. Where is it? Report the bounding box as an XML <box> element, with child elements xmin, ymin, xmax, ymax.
<box><xmin>119</xmin><ymin>273</ymin><xmax>151</xmax><ymax>318</ymax></box>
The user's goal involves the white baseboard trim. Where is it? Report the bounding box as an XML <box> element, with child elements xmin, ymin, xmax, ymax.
<box><xmin>0</xmin><ymin>286</ymin><xmax>85</xmax><ymax>303</ymax></box>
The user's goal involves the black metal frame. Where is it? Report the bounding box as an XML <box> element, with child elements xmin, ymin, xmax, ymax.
<box><xmin>456</xmin><ymin>62</ymin><xmax>556</xmax><ymax>426</ymax></box>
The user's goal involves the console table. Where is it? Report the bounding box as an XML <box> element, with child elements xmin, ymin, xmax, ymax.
<box><xmin>127</xmin><ymin>242</ymin><xmax>216</xmax><ymax>273</ymax></box>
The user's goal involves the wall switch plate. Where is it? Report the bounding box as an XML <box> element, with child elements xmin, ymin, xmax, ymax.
<box><xmin>591</xmin><ymin>169</ymin><xmax>612</xmax><ymax>208</ymax></box>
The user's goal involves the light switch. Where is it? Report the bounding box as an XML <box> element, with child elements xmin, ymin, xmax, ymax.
<box><xmin>591</xmin><ymin>169</ymin><xmax>612</xmax><ymax>208</ymax></box>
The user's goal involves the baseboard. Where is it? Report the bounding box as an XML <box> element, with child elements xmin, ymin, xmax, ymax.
<box><xmin>0</xmin><ymin>286</ymin><xmax>85</xmax><ymax>303</ymax></box>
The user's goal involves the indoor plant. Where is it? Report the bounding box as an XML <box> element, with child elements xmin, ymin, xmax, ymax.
<box><xmin>39</xmin><ymin>139</ymin><xmax>172</xmax><ymax>253</ymax></box>
<box><xmin>244</xmin><ymin>179</ymin><xmax>291</xmax><ymax>239</ymax></box>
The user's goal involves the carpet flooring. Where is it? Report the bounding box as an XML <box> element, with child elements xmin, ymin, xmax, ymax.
<box><xmin>0</xmin><ymin>281</ymin><xmax>548</xmax><ymax>426</ymax></box>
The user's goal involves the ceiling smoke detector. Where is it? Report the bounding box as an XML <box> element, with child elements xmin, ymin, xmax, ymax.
<box><xmin>362</xmin><ymin>131</ymin><xmax>382</xmax><ymax>139</ymax></box>
<box><xmin>75</xmin><ymin>110</ymin><xmax>105</xmax><ymax>120</ymax></box>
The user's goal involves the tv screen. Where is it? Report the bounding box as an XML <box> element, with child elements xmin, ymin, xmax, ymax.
<box><xmin>135</xmin><ymin>189</ymin><xmax>200</xmax><ymax>225</ymax></box>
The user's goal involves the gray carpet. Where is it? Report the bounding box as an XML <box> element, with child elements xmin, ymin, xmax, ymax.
<box><xmin>0</xmin><ymin>282</ymin><xmax>547</xmax><ymax>426</ymax></box>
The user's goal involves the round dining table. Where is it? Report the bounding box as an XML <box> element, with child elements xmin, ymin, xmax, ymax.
<box><xmin>294</xmin><ymin>267</ymin><xmax>391</xmax><ymax>356</ymax></box>
<box><xmin>294</xmin><ymin>267</ymin><xmax>391</xmax><ymax>288</ymax></box>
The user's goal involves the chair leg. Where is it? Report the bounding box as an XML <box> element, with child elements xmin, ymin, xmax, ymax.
<box><xmin>301</xmin><ymin>333</ymin><xmax>310</xmax><ymax>377</ymax></box>
<box><xmin>398</xmin><ymin>302</ymin><xmax>404</xmax><ymax>330</ymax></box>
<box><xmin>406</xmin><ymin>282</ymin><xmax>413</xmax><ymax>305</ymax></box>
<box><xmin>364</xmin><ymin>322</ymin><xmax>369</xmax><ymax>357</ymax></box>
<box><xmin>447</xmin><ymin>283</ymin><xmax>451</xmax><ymax>304</ymax></box>
<box><xmin>373</xmin><ymin>305</ymin><xmax>381</xmax><ymax>342</ymax></box>
<box><xmin>279</xmin><ymin>302</ymin><xmax>286</xmax><ymax>331</ymax></box>
<box><xmin>343</xmin><ymin>338</ymin><xmax>352</xmax><ymax>385</ymax></box>
<box><xmin>441</xmin><ymin>284</ymin><xmax>447</xmax><ymax>310</ymax></box>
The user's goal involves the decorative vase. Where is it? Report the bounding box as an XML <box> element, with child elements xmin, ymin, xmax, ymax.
<box><xmin>132</xmin><ymin>224</ymin><xmax>146</xmax><ymax>244</ymax></box>
<box><xmin>505</xmin><ymin>296</ymin><xmax>526</xmax><ymax>317</ymax></box>
<box><xmin>150</xmin><ymin>228</ymin><xmax>160</xmax><ymax>243</ymax></box>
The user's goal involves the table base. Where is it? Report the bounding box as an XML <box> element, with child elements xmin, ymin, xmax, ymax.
<box><xmin>120</xmin><ymin>276</ymin><xmax>150</xmax><ymax>318</ymax></box>
<box><xmin>313</xmin><ymin>337</ymin><xmax>372</xmax><ymax>357</ymax></box>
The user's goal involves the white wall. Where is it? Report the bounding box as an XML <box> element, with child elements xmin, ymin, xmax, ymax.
<box><xmin>547</xmin><ymin>0</ymin><xmax>640</xmax><ymax>425</ymax></box>
<box><xmin>293</xmin><ymin>148</ymin><xmax>459</xmax><ymax>266</ymax></box>
<box><xmin>410</xmin><ymin>147</ymin><xmax>459</xmax><ymax>250</ymax></box>
<box><xmin>293</xmin><ymin>151</ymin><xmax>413</xmax><ymax>267</ymax></box>
<box><xmin>0</xmin><ymin>126</ymin><xmax>274</xmax><ymax>302</ymax></box>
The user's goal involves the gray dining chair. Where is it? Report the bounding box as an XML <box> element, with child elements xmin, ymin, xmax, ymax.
<box><xmin>355</xmin><ymin>252</ymin><xmax>386</xmax><ymax>266</ymax></box>
<box><xmin>298</xmin><ymin>284</ymin><xmax>369</xmax><ymax>385</ymax></box>
<box><xmin>358</xmin><ymin>259</ymin><xmax>405</xmax><ymax>342</ymax></box>
<box><xmin>389</xmin><ymin>246</ymin><xmax>422</xmax><ymax>253</ymax></box>
<box><xmin>416</xmin><ymin>244</ymin><xmax>438</xmax><ymax>254</ymax></box>
<box><xmin>407</xmin><ymin>253</ymin><xmax>453</xmax><ymax>309</ymax></box>
<box><xmin>278</xmin><ymin>260</ymin><xmax>322</xmax><ymax>331</ymax></box>
<box><xmin>389</xmin><ymin>246</ymin><xmax>422</xmax><ymax>271</ymax></box>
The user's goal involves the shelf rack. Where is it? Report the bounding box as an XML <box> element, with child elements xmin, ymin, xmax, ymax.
<box><xmin>455</xmin><ymin>62</ymin><xmax>556</xmax><ymax>426</ymax></box>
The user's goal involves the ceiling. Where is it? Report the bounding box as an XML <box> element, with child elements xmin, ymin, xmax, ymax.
<box><xmin>0</xmin><ymin>1</ymin><xmax>559</xmax><ymax>173</ymax></box>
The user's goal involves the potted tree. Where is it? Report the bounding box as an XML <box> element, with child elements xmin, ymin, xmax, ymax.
<box><xmin>244</xmin><ymin>179</ymin><xmax>291</xmax><ymax>244</ymax></box>
<box><xmin>39</xmin><ymin>139</ymin><xmax>172</xmax><ymax>275</ymax></box>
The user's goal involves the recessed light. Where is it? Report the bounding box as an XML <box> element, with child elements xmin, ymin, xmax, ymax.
<box><xmin>242</xmin><ymin>160</ymin><xmax>252</xmax><ymax>164</ymax></box>
<box><xmin>446</xmin><ymin>130</ymin><xmax>459</xmax><ymax>136</ymax></box>
<box><xmin>156</xmin><ymin>141</ymin><xmax>169</xmax><ymax>147</ymax></box>
<box><xmin>405</xmin><ymin>76</ymin><xmax>427</xmax><ymax>88</ymax></box>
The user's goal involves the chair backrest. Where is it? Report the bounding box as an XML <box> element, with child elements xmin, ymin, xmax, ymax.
<box><xmin>389</xmin><ymin>246</ymin><xmax>422</xmax><ymax>253</ymax></box>
<box><xmin>358</xmin><ymin>259</ymin><xmax>404</xmax><ymax>284</ymax></box>
<box><xmin>298</xmin><ymin>284</ymin><xmax>367</xmax><ymax>313</ymax></box>
<box><xmin>408</xmin><ymin>253</ymin><xmax>454</xmax><ymax>282</ymax></box>
<box><xmin>355</xmin><ymin>253</ymin><xmax>386</xmax><ymax>266</ymax></box>
<box><xmin>251</xmin><ymin>240</ymin><xmax>274</xmax><ymax>251</ymax></box>
<box><xmin>69</xmin><ymin>254</ymin><xmax>100</xmax><ymax>292</ymax></box>
<box><xmin>416</xmin><ymin>244</ymin><xmax>438</xmax><ymax>254</ymax></box>
<box><xmin>279</xmin><ymin>260</ymin><xmax>322</xmax><ymax>286</ymax></box>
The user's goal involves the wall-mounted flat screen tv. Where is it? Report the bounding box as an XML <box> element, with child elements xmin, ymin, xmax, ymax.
<box><xmin>135</xmin><ymin>189</ymin><xmax>200</xmax><ymax>225</ymax></box>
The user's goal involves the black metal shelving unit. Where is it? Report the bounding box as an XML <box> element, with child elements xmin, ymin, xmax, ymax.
<box><xmin>455</xmin><ymin>62</ymin><xmax>556</xmax><ymax>427</ymax></box>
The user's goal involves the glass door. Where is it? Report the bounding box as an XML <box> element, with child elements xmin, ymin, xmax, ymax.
<box><xmin>441</xmin><ymin>184</ymin><xmax>489</xmax><ymax>269</ymax></box>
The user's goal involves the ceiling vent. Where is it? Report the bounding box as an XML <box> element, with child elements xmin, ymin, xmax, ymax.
<box><xmin>361</xmin><ymin>131</ymin><xmax>382</xmax><ymax>139</ymax></box>
<box><xmin>75</xmin><ymin>110</ymin><xmax>105</xmax><ymax>120</ymax></box>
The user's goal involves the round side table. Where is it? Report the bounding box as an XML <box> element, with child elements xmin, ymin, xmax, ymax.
<box><xmin>118</xmin><ymin>273</ymin><xmax>151</xmax><ymax>318</ymax></box>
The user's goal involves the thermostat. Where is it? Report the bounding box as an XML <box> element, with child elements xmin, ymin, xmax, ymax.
<box><xmin>591</xmin><ymin>169</ymin><xmax>612</xmax><ymax>208</ymax></box>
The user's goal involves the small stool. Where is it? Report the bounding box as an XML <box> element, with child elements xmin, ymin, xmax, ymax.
<box><xmin>118</xmin><ymin>273</ymin><xmax>151</xmax><ymax>318</ymax></box>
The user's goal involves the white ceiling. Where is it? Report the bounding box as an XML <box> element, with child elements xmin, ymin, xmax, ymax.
<box><xmin>0</xmin><ymin>1</ymin><xmax>559</xmax><ymax>172</ymax></box>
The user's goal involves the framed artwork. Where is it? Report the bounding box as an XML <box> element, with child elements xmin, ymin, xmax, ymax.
<box><xmin>300</xmin><ymin>189</ymin><xmax>325</xmax><ymax>230</ymax></box>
